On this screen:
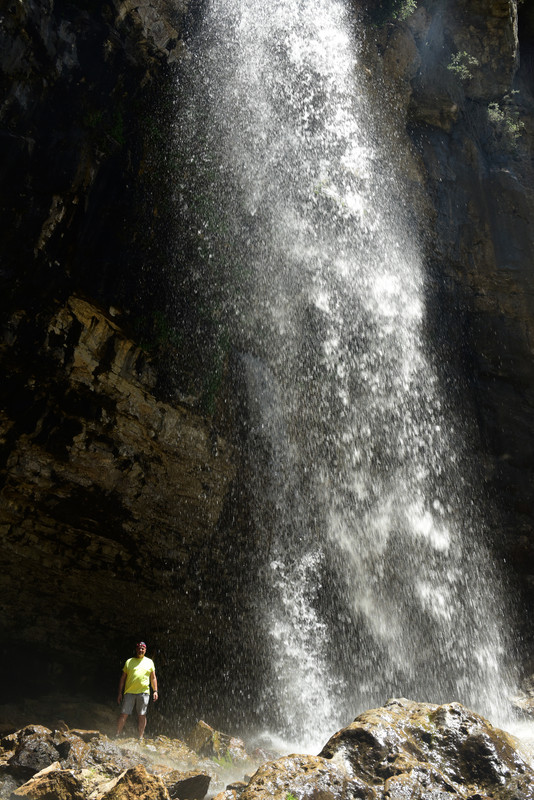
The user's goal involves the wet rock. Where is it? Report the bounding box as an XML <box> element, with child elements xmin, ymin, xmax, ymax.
<box><xmin>185</xmin><ymin>722</ymin><xmax>247</xmax><ymax>764</ymax></box>
<box><xmin>12</xmin><ymin>762</ymin><xmax>85</xmax><ymax>800</ymax></box>
<box><xmin>512</xmin><ymin>692</ymin><xmax>534</xmax><ymax>717</ymax></box>
<box><xmin>162</xmin><ymin>769</ymin><xmax>211</xmax><ymax>799</ymax></box>
<box><xmin>212</xmin><ymin>700</ymin><xmax>534</xmax><ymax>800</ymax></box>
<box><xmin>396</xmin><ymin>0</ymin><xmax>534</xmax><ymax>630</ymax></box>
<box><xmin>225</xmin><ymin>780</ymin><xmax>248</xmax><ymax>793</ymax></box>
<box><xmin>1</xmin><ymin>726</ymin><xmax>150</xmax><ymax>784</ymax></box>
<box><xmin>1</xmin><ymin>727</ymin><xmax>52</xmax><ymax>765</ymax></box>
<box><xmin>69</xmin><ymin>731</ymin><xmax>102</xmax><ymax>743</ymax></box>
<box><xmin>8</xmin><ymin>733</ymin><xmax>61</xmax><ymax>776</ymax></box>
<box><xmin>94</xmin><ymin>764</ymin><xmax>169</xmax><ymax>800</ymax></box>
<box><xmin>380</xmin><ymin>22</ymin><xmax>421</xmax><ymax>117</ymax></box>
<box><xmin>112</xmin><ymin>0</ymin><xmax>184</xmax><ymax>63</ymax></box>
<box><xmin>73</xmin><ymin>734</ymin><xmax>152</xmax><ymax>776</ymax></box>
<box><xmin>319</xmin><ymin>698</ymin><xmax>534</xmax><ymax>799</ymax></box>
<box><xmin>235</xmin><ymin>753</ymin><xmax>374</xmax><ymax>800</ymax></box>
<box><xmin>512</xmin><ymin>673</ymin><xmax>534</xmax><ymax>718</ymax></box>
<box><xmin>54</xmin><ymin>731</ymin><xmax>90</xmax><ymax>768</ymax></box>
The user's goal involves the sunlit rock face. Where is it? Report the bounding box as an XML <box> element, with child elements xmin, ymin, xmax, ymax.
<box><xmin>319</xmin><ymin>698</ymin><xmax>534</xmax><ymax>799</ymax></box>
<box><xmin>215</xmin><ymin>699</ymin><xmax>534</xmax><ymax>800</ymax></box>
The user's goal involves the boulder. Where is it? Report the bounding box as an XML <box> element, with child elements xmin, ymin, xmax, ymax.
<box><xmin>54</xmin><ymin>731</ymin><xmax>90</xmax><ymax>768</ymax></box>
<box><xmin>162</xmin><ymin>769</ymin><xmax>211</xmax><ymax>799</ymax></box>
<box><xmin>319</xmin><ymin>698</ymin><xmax>534</xmax><ymax>799</ymax></box>
<box><xmin>233</xmin><ymin>753</ymin><xmax>373</xmax><ymax>800</ymax></box>
<box><xmin>230</xmin><ymin>699</ymin><xmax>534</xmax><ymax>800</ymax></box>
<box><xmin>8</xmin><ymin>733</ymin><xmax>61</xmax><ymax>776</ymax></box>
<box><xmin>12</xmin><ymin>762</ymin><xmax>85</xmax><ymax>800</ymax></box>
<box><xmin>1</xmin><ymin>727</ymin><xmax>51</xmax><ymax>768</ymax></box>
<box><xmin>185</xmin><ymin>721</ymin><xmax>248</xmax><ymax>763</ymax></box>
<box><xmin>111</xmin><ymin>0</ymin><xmax>183</xmax><ymax>63</ymax></box>
<box><xmin>95</xmin><ymin>765</ymin><xmax>170</xmax><ymax>800</ymax></box>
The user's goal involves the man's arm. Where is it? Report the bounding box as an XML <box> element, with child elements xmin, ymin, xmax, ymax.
<box><xmin>117</xmin><ymin>671</ymin><xmax>126</xmax><ymax>705</ymax></box>
<box><xmin>150</xmin><ymin>670</ymin><xmax>159</xmax><ymax>701</ymax></box>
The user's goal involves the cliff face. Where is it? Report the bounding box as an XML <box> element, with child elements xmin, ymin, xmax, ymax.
<box><xmin>0</xmin><ymin>294</ymin><xmax>246</xmax><ymax>714</ymax></box>
<box><xmin>0</xmin><ymin>0</ymin><xmax>257</xmax><ymax>721</ymax></box>
<box><xmin>1</xmin><ymin>0</ymin><xmax>534</xmax><ymax>718</ymax></box>
<box><xmin>388</xmin><ymin>0</ymin><xmax>534</xmax><ymax>624</ymax></box>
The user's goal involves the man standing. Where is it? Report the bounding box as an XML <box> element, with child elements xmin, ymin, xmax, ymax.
<box><xmin>116</xmin><ymin>641</ymin><xmax>158</xmax><ymax>740</ymax></box>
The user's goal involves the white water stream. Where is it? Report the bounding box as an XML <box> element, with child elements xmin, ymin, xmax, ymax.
<box><xmin>178</xmin><ymin>0</ymin><xmax>516</xmax><ymax>751</ymax></box>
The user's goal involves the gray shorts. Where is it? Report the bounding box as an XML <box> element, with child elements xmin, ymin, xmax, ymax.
<box><xmin>121</xmin><ymin>692</ymin><xmax>150</xmax><ymax>716</ymax></box>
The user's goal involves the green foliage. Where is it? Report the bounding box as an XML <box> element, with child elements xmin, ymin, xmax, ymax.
<box><xmin>367</xmin><ymin>0</ymin><xmax>417</xmax><ymax>26</ymax></box>
<box><xmin>82</xmin><ymin>104</ymin><xmax>126</xmax><ymax>148</ymax></box>
<box><xmin>487</xmin><ymin>93</ymin><xmax>525</xmax><ymax>152</ymax></box>
<box><xmin>286</xmin><ymin>794</ymin><xmax>299</xmax><ymax>800</ymax></box>
<box><xmin>110</xmin><ymin>108</ymin><xmax>125</xmax><ymax>146</ymax></box>
<box><xmin>394</xmin><ymin>0</ymin><xmax>417</xmax><ymax>20</ymax></box>
<box><xmin>214</xmin><ymin>751</ymin><xmax>235</xmax><ymax>767</ymax></box>
<box><xmin>447</xmin><ymin>51</ymin><xmax>479</xmax><ymax>82</ymax></box>
<box><xmin>83</xmin><ymin>109</ymin><xmax>104</xmax><ymax>129</ymax></box>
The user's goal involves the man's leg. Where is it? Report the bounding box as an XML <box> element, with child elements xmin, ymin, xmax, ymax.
<box><xmin>136</xmin><ymin>693</ymin><xmax>150</xmax><ymax>740</ymax></box>
<box><xmin>116</xmin><ymin>713</ymin><xmax>128</xmax><ymax>735</ymax></box>
<box><xmin>117</xmin><ymin>693</ymin><xmax>134</xmax><ymax>736</ymax></box>
<box><xmin>137</xmin><ymin>713</ymin><xmax>147</xmax><ymax>739</ymax></box>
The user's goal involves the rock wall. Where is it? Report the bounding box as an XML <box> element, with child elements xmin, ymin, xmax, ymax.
<box><xmin>0</xmin><ymin>294</ymin><xmax>248</xmax><ymax>714</ymax></box>
<box><xmin>1</xmin><ymin>0</ymin><xmax>534</xmax><ymax>724</ymax></box>
<box><xmin>376</xmin><ymin>0</ymin><xmax>534</xmax><ymax>646</ymax></box>
<box><xmin>0</xmin><ymin>0</ymin><xmax>266</xmax><ymax>731</ymax></box>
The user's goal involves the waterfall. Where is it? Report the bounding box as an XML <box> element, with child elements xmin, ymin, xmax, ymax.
<box><xmin>176</xmin><ymin>0</ymin><xmax>515</xmax><ymax>750</ymax></box>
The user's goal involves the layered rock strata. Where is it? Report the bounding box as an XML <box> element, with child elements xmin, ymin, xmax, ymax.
<box><xmin>0</xmin><ymin>296</ymin><xmax>238</xmax><ymax>703</ymax></box>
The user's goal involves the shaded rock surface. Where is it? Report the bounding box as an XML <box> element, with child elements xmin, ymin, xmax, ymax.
<box><xmin>0</xmin><ymin>295</ymin><xmax>245</xmax><ymax>710</ymax></box>
<box><xmin>162</xmin><ymin>770</ymin><xmax>212</xmax><ymax>800</ymax></box>
<box><xmin>0</xmin><ymin>0</ymin><xmax>261</xmax><ymax>721</ymax></box>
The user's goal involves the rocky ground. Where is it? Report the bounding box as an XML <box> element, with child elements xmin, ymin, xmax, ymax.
<box><xmin>0</xmin><ymin>706</ymin><xmax>272</xmax><ymax>800</ymax></box>
<box><xmin>1</xmin><ymin>699</ymin><xmax>534</xmax><ymax>800</ymax></box>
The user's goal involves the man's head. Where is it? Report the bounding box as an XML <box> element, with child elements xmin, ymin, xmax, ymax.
<box><xmin>136</xmin><ymin>642</ymin><xmax>147</xmax><ymax>657</ymax></box>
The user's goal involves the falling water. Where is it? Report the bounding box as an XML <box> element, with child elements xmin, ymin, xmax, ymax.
<box><xmin>176</xmin><ymin>0</ymin><xmax>515</xmax><ymax>750</ymax></box>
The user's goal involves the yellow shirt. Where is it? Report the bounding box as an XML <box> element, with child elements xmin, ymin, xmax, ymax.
<box><xmin>123</xmin><ymin>656</ymin><xmax>155</xmax><ymax>694</ymax></box>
